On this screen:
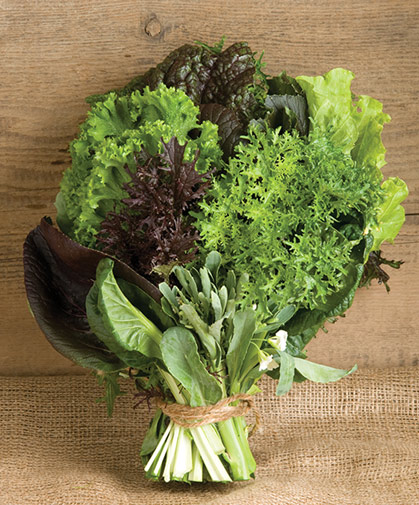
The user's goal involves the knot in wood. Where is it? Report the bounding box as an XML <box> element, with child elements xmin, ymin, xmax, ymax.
<box><xmin>145</xmin><ymin>17</ymin><xmax>161</xmax><ymax>38</ymax></box>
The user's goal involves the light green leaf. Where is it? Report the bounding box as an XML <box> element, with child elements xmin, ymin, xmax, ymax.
<box><xmin>294</xmin><ymin>357</ymin><xmax>357</xmax><ymax>383</ymax></box>
<box><xmin>296</xmin><ymin>68</ymin><xmax>390</xmax><ymax>178</ymax></box>
<box><xmin>371</xmin><ymin>177</ymin><xmax>408</xmax><ymax>251</ymax></box>
<box><xmin>86</xmin><ymin>283</ymin><xmax>150</xmax><ymax>369</ymax></box>
<box><xmin>276</xmin><ymin>352</ymin><xmax>295</xmax><ymax>396</ymax></box>
<box><xmin>205</xmin><ymin>251</ymin><xmax>221</xmax><ymax>280</ymax></box>
<box><xmin>179</xmin><ymin>304</ymin><xmax>218</xmax><ymax>360</ymax></box>
<box><xmin>161</xmin><ymin>327</ymin><xmax>223</xmax><ymax>407</ymax></box>
<box><xmin>226</xmin><ymin>309</ymin><xmax>257</xmax><ymax>389</ymax></box>
<box><xmin>96</xmin><ymin>258</ymin><xmax>162</xmax><ymax>359</ymax></box>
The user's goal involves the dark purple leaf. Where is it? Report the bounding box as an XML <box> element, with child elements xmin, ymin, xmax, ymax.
<box><xmin>200</xmin><ymin>103</ymin><xmax>244</xmax><ymax>160</ymax></box>
<box><xmin>97</xmin><ymin>138</ymin><xmax>212</xmax><ymax>277</ymax></box>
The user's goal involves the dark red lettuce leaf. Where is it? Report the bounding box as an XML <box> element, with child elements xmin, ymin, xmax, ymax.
<box><xmin>97</xmin><ymin>137</ymin><xmax>212</xmax><ymax>277</ymax></box>
<box><xmin>360</xmin><ymin>250</ymin><xmax>404</xmax><ymax>293</ymax></box>
<box><xmin>199</xmin><ymin>103</ymin><xmax>244</xmax><ymax>160</ymax></box>
<box><xmin>88</xmin><ymin>41</ymin><xmax>265</xmax><ymax>132</ymax></box>
<box><xmin>23</xmin><ymin>218</ymin><xmax>162</xmax><ymax>370</ymax></box>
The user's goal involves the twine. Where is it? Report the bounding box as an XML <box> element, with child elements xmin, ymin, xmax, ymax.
<box><xmin>156</xmin><ymin>393</ymin><xmax>261</xmax><ymax>435</ymax></box>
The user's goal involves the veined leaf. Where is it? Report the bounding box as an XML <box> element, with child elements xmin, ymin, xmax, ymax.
<box><xmin>96</xmin><ymin>258</ymin><xmax>163</xmax><ymax>359</ymax></box>
<box><xmin>161</xmin><ymin>327</ymin><xmax>223</xmax><ymax>407</ymax></box>
<box><xmin>294</xmin><ymin>358</ymin><xmax>357</xmax><ymax>383</ymax></box>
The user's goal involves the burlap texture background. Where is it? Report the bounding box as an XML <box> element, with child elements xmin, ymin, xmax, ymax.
<box><xmin>1</xmin><ymin>368</ymin><xmax>417</xmax><ymax>505</ymax></box>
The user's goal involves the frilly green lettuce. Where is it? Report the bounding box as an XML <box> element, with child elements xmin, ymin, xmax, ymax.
<box><xmin>56</xmin><ymin>84</ymin><xmax>222</xmax><ymax>247</ymax></box>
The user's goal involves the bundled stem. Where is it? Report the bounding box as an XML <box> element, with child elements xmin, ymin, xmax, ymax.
<box><xmin>141</xmin><ymin>371</ymin><xmax>257</xmax><ymax>482</ymax></box>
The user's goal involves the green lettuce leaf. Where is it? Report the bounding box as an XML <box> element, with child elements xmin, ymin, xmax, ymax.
<box><xmin>370</xmin><ymin>177</ymin><xmax>408</xmax><ymax>251</ymax></box>
<box><xmin>296</xmin><ymin>68</ymin><xmax>390</xmax><ymax>179</ymax></box>
<box><xmin>57</xmin><ymin>84</ymin><xmax>222</xmax><ymax>248</ymax></box>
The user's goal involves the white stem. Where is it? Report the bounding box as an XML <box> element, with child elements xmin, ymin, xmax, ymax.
<box><xmin>188</xmin><ymin>442</ymin><xmax>203</xmax><ymax>482</ymax></box>
<box><xmin>191</xmin><ymin>426</ymin><xmax>232</xmax><ymax>482</ymax></box>
<box><xmin>163</xmin><ymin>424</ymin><xmax>181</xmax><ymax>482</ymax></box>
<box><xmin>200</xmin><ymin>423</ymin><xmax>225</xmax><ymax>455</ymax></box>
<box><xmin>172</xmin><ymin>427</ymin><xmax>193</xmax><ymax>479</ymax></box>
<box><xmin>144</xmin><ymin>420</ymin><xmax>173</xmax><ymax>473</ymax></box>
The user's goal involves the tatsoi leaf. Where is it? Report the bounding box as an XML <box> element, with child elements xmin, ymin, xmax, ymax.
<box><xmin>371</xmin><ymin>177</ymin><xmax>408</xmax><ymax>251</ymax></box>
<box><xmin>226</xmin><ymin>309</ymin><xmax>256</xmax><ymax>388</ymax></box>
<box><xmin>276</xmin><ymin>352</ymin><xmax>295</xmax><ymax>396</ymax></box>
<box><xmin>294</xmin><ymin>358</ymin><xmax>357</xmax><ymax>383</ymax></box>
<box><xmin>161</xmin><ymin>327</ymin><xmax>223</xmax><ymax>407</ymax></box>
<box><xmin>86</xmin><ymin>284</ymin><xmax>150</xmax><ymax>369</ymax></box>
<box><xmin>205</xmin><ymin>251</ymin><xmax>221</xmax><ymax>281</ymax></box>
<box><xmin>96</xmin><ymin>258</ymin><xmax>163</xmax><ymax>359</ymax></box>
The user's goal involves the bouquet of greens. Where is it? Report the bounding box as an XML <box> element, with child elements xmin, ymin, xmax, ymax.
<box><xmin>23</xmin><ymin>38</ymin><xmax>407</xmax><ymax>483</ymax></box>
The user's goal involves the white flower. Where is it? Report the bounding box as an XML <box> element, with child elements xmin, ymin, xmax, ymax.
<box><xmin>268</xmin><ymin>329</ymin><xmax>288</xmax><ymax>352</ymax></box>
<box><xmin>258</xmin><ymin>350</ymin><xmax>279</xmax><ymax>371</ymax></box>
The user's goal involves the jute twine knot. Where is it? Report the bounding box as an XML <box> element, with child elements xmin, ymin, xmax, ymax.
<box><xmin>156</xmin><ymin>393</ymin><xmax>261</xmax><ymax>436</ymax></box>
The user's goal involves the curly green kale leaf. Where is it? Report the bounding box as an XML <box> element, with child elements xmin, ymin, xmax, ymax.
<box><xmin>56</xmin><ymin>84</ymin><xmax>222</xmax><ymax>248</ymax></box>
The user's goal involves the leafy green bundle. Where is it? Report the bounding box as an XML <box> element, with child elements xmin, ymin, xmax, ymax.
<box><xmin>23</xmin><ymin>39</ymin><xmax>407</xmax><ymax>483</ymax></box>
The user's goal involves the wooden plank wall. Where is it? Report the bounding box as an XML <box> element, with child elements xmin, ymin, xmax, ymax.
<box><xmin>1</xmin><ymin>0</ymin><xmax>418</xmax><ymax>375</ymax></box>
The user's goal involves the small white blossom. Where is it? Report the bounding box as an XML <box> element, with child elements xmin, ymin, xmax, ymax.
<box><xmin>252</xmin><ymin>304</ymin><xmax>257</xmax><ymax>311</ymax></box>
<box><xmin>268</xmin><ymin>329</ymin><xmax>288</xmax><ymax>352</ymax></box>
<box><xmin>258</xmin><ymin>350</ymin><xmax>279</xmax><ymax>371</ymax></box>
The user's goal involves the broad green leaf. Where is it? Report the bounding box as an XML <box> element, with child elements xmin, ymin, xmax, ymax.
<box><xmin>276</xmin><ymin>352</ymin><xmax>295</xmax><ymax>396</ymax></box>
<box><xmin>274</xmin><ymin>305</ymin><xmax>297</xmax><ymax>325</ymax></box>
<box><xmin>86</xmin><ymin>283</ymin><xmax>150</xmax><ymax>369</ymax></box>
<box><xmin>211</xmin><ymin>290</ymin><xmax>223</xmax><ymax>321</ymax></box>
<box><xmin>161</xmin><ymin>327</ymin><xmax>223</xmax><ymax>406</ymax></box>
<box><xmin>351</xmin><ymin>94</ymin><xmax>390</xmax><ymax>174</ymax></box>
<box><xmin>117</xmin><ymin>278</ymin><xmax>173</xmax><ymax>331</ymax></box>
<box><xmin>172</xmin><ymin>266</ymin><xmax>199</xmax><ymax>304</ymax></box>
<box><xmin>159</xmin><ymin>282</ymin><xmax>179</xmax><ymax>309</ymax></box>
<box><xmin>226</xmin><ymin>309</ymin><xmax>257</xmax><ymax>388</ymax></box>
<box><xmin>199</xmin><ymin>267</ymin><xmax>212</xmax><ymax>299</ymax></box>
<box><xmin>294</xmin><ymin>357</ymin><xmax>357</xmax><ymax>383</ymax></box>
<box><xmin>96</xmin><ymin>258</ymin><xmax>162</xmax><ymax>359</ymax></box>
<box><xmin>371</xmin><ymin>177</ymin><xmax>408</xmax><ymax>251</ymax></box>
<box><xmin>296</xmin><ymin>68</ymin><xmax>358</xmax><ymax>153</ymax></box>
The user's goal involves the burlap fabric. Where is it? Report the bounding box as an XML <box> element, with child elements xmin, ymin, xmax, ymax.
<box><xmin>1</xmin><ymin>368</ymin><xmax>417</xmax><ymax>505</ymax></box>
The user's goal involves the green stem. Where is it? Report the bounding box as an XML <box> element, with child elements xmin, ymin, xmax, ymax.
<box><xmin>218</xmin><ymin>417</ymin><xmax>251</xmax><ymax>480</ymax></box>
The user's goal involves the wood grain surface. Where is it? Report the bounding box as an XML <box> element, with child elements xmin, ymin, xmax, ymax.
<box><xmin>1</xmin><ymin>0</ymin><xmax>418</xmax><ymax>375</ymax></box>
